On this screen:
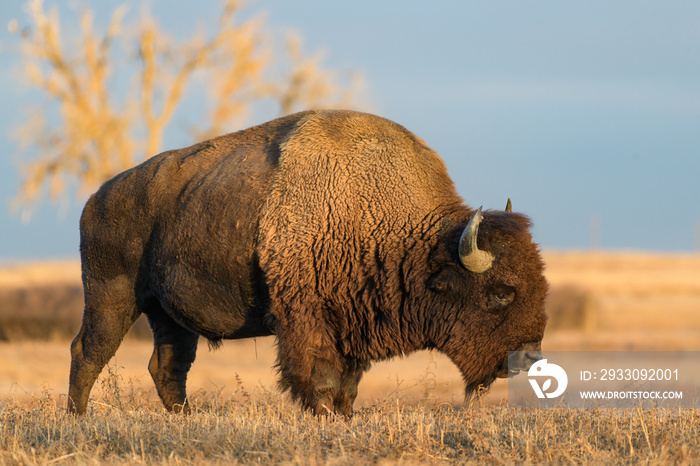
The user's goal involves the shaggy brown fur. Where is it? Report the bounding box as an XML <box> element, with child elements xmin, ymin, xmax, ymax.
<box><xmin>68</xmin><ymin>110</ymin><xmax>548</xmax><ymax>416</ymax></box>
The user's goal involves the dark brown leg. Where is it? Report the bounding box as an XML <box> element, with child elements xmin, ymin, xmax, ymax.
<box><xmin>275</xmin><ymin>326</ymin><xmax>344</xmax><ymax>415</ymax></box>
<box><xmin>334</xmin><ymin>359</ymin><xmax>370</xmax><ymax>416</ymax></box>
<box><xmin>146</xmin><ymin>307</ymin><xmax>199</xmax><ymax>413</ymax></box>
<box><xmin>68</xmin><ymin>277</ymin><xmax>139</xmax><ymax>414</ymax></box>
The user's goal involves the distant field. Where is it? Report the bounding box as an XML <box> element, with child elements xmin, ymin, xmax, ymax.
<box><xmin>0</xmin><ymin>260</ymin><xmax>81</xmax><ymax>289</ymax></box>
<box><xmin>543</xmin><ymin>251</ymin><xmax>700</xmax><ymax>353</ymax></box>
<box><xmin>1</xmin><ymin>252</ymin><xmax>699</xmax><ymax>463</ymax></box>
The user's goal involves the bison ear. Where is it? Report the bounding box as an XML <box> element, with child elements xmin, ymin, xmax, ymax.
<box><xmin>428</xmin><ymin>268</ymin><xmax>459</xmax><ymax>293</ymax></box>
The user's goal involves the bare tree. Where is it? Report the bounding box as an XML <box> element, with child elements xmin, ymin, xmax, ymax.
<box><xmin>11</xmin><ymin>0</ymin><xmax>365</xmax><ymax>215</ymax></box>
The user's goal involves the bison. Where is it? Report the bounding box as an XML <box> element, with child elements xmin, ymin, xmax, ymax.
<box><xmin>68</xmin><ymin>109</ymin><xmax>548</xmax><ymax>416</ymax></box>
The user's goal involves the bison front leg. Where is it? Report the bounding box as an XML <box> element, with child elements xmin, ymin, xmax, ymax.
<box><xmin>275</xmin><ymin>328</ymin><xmax>344</xmax><ymax>415</ymax></box>
<box><xmin>333</xmin><ymin>359</ymin><xmax>370</xmax><ymax>417</ymax></box>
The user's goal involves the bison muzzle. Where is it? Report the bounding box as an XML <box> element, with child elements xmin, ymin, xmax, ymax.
<box><xmin>68</xmin><ymin>110</ymin><xmax>548</xmax><ymax>416</ymax></box>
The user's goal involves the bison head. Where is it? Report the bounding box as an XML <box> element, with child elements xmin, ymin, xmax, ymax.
<box><xmin>425</xmin><ymin>200</ymin><xmax>548</xmax><ymax>397</ymax></box>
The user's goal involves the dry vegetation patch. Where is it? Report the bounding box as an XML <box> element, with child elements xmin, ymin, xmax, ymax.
<box><xmin>543</xmin><ymin>252</ymin><xmax>700</xmax><ymax>344</ymax></box>
<box><xmin>1</xmin><ymin>376</ymin><xmax>698</xmax><ymax>465</ymax></box>
<box><xmin>0</xmin><ymin>261</ymin><xmax>80</xmax><ymax>289</ymax></box>
<box><xmin>542</xmin><ymin>251</ymin><xmax>700</xmax><ymax>296</ymax></box>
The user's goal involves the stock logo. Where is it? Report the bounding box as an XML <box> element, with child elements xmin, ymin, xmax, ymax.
<box><xmin>528</xmin><ymin>359</ymin><xmax>568</xmax><ymax>399</ymax></box>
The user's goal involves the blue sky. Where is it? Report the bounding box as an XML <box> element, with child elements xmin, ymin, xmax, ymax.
<box><xmin>1</xmin><ymin>1</ymin><xmax>699</xmax><ymax>260</ymax></box>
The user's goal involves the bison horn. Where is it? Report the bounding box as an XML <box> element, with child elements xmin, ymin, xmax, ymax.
<box><xmin>505</xmin><ymin>198</ymin><xmax>512</xmax><ymax>212</ymax></box>
<box><xmin>459</xmin><ymin>207</ymin><xmax>494</xmax><ymax>273</ymax></box>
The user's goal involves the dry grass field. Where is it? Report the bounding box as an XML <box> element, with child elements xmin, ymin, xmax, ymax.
<box><xmin>1</xmin><ymin>251</ymin><xmax>699</xmax><ymax>464</ymax></box>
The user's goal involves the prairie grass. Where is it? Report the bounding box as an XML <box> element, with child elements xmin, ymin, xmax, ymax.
<box><xmin>1</xmin><ymin>369</ymin><xmax>698</xmax><ymax>465</ymax></box>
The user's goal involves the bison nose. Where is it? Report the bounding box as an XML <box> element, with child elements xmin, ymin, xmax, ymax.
<box><xmin>519</xmin><ymin>341</ymin><xmax>542</xmax><ymax>369</ymax></box>
<box><xmin>505</xmin><ymin>344</ymin><xmax>543</xmax><ymax>377</ymax></box>
<box><xmin>524</xmin><ymin>350</ymin><xmax>543</xmax><ymax>365</ymax></box>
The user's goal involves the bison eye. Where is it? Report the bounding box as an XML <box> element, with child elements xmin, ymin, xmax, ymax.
<box><xmin>488</xmin><ymin>285</ymin><xmax>515</xmax><ymax>310</ymax></box>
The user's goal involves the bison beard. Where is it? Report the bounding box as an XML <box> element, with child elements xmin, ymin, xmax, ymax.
<box><xmin>68</xmin><ymin>110</ymin><xmax>548</xmax><ymax>416</ymax></box>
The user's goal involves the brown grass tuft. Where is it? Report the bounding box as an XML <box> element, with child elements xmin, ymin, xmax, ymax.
<box><xmin>1</xmin><ymin>370</ymin><xmax>698</xmax><ymax>464</ymax></box>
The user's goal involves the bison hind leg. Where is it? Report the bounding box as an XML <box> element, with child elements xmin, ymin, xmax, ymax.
<box><xmin>68</xmin><ymin>276</ymin><xmax>140</xmax><ymax>414</ymax></box>
<box><xmin>145</xmin><ymin>303</ymin><xmax>199</xmax><ymax>413</ymax></box>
